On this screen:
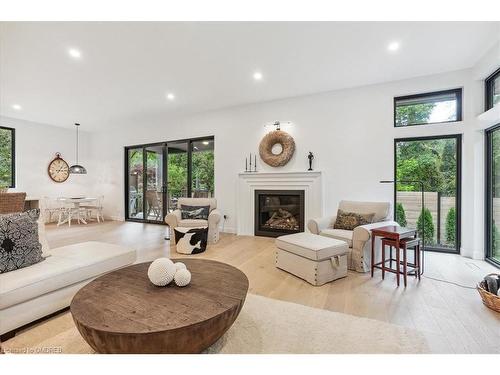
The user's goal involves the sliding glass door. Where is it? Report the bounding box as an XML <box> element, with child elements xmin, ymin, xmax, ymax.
<box><xmin>394</xmin><ymin>135</ymin><xmax>461</xmax><ymax>253</ymax></box>
<box><xmin>126</xmin><ymin>143</ymin><xmax>166</xmax><ymax>223</ymax></box>
<box><xmin>125</xmin><ymin>136</ymin><xmax>214</xmax><ymax>224</ymax></box>
<box><xmin>167</xmin><ymin>141</ymin><xmax>188</xmax><ymax>213</ymax></box>
<box><xmin>486</xmin><ymin>124</ymin><xmax>500</xmax><ymax>265</ymax></box>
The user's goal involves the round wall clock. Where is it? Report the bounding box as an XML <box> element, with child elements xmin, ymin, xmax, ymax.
<box><xmin>48</xmin><ymin>153</ymin><xmax>70</xmax><ymax>183</ymax></box>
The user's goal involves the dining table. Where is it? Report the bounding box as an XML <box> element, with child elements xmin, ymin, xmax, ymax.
<box><xmin>58</xmin><ymin>197</ymin><xmax>98</xmax><ymax>225</ymax></box>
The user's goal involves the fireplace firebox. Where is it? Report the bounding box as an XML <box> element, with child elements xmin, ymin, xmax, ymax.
<box><xmin>254</xmin><ymin>190</ymin><xmax>305</xmax><ymax>237</ymax></box>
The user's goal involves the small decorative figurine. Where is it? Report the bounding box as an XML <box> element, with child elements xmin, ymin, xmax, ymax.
<box><xmin>308</xmin><ymin>152</ymin><xmax>314</xmax><ymax>171</ymax></box>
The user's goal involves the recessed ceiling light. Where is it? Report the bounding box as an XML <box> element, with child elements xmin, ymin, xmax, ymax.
<box><xmin>202</xmin><ymin>141</ymin><xmax>209</xmax><ymax>145</ymax></box>
<box><xmin>12</xmin><ymin>104</ymin><xmax>22</xmax><ymax>110</ymax></box>
<box><xmin>166</xmin><ymin>93</ymin><xmax>175</xmax><ymax>101</ymax></box>
<box><xmin>387</xmin><ymin>42</ymin><xmax>400</xmax><ymax>52</ymax></box>
<box><xmin>68</xmin><ymin>48</ymin><xmax>82</xmax><ymax>59</ymax></box>
<box><xmin>253</xmin><ymin>72</ymin><xmax>263</xmax><ymax>81</ymax></box>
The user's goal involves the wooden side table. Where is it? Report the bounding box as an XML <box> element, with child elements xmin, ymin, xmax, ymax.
<box><xmin>371</xmin><ymin>225</ymin><xmax>417</xmax><ymax>286</ymax></box>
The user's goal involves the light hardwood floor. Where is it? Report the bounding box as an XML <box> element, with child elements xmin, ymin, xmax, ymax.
<box><xmin>20</xmin><ymin>221</ymin><xmax>500</xmax><ymax>353</ymax></box>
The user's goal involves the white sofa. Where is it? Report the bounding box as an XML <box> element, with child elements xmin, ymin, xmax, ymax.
<box><xmin>307</xmin><ymin>200</ymin><xmax>397</xmax><ymax>273</ymax></box>
<box><xmin>0</xmin><ymin>226</ymin><xmax>136</xmax><ymax>337</ymax></box>
<box><xmin>165</xmin><ymin>198</ymin><xmax>222</xmax><ymax>244</ymax></box>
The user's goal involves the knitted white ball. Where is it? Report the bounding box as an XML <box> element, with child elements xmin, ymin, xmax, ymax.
<box><xmin>174</xmin><ymin>268</ymin><xmax>192</xmax><ymax>287</ymax></box>
<box><xmin>174</xmin><ymin>262</ymin><xmax>187</xmax><ymax>271</ymax></box>
<box><xmin>148</xmin><ymin>258</ymin><xmax>176</xmax><ymax>286</ymax></box>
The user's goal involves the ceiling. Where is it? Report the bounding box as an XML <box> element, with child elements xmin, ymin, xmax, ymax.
<box><xmin>1</xmin><ymin>22</ymin><xmax>499</xmax><ymax>131</ymax></box>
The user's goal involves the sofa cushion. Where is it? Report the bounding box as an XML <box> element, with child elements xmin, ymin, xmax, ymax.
<box><xmin>178</xmin><ymin>219</ymin><xmax>209</xmax><ymax>227</ymax></box>
<box><xmin>0</xmin><ymin>241</ymin><xmax>135</xmax><ymax>309</ymax></box>
<box><xmin>319</xmin><ymin>228</ymin><xmax>353</xmax><ymax>247</ymax></box>
<box><xmin>275</xmin><ymin>233</ymin><xmax>348</xmax><ymax>261</ymax></box>
<box><xmin>0</xmin><ymin>209</ymin><xmax>44</xmax><ymax>274</ymax></box>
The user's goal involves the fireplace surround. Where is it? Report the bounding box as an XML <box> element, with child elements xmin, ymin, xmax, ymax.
<box><xmin>254</xmin><ymin>190</ymin><xmax>305</xmax><ymax>237</ymax></box>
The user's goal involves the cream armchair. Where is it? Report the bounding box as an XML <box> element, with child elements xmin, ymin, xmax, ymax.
<box><xmin>307</xmin><ymin>200</ymin><xmax>397</xmax><ymax>273</ymax></box>
<box><xmin>165</xmin><ymin>198</ymin><xmax>222</xmax><ymax>244</ymax></box>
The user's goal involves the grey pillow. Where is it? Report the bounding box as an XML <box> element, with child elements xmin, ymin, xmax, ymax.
<box><xmin>180</xmin><ymin>205</ymin><xmax>210</xmax><ymax>220</ymax></box>
<box><xmin>0</xmin><ymin>209</ymin><xmax>44</xmax><ymax>274</ymax></box>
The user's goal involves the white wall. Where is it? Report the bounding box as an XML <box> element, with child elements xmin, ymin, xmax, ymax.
<box><xmin>3</xmin><ymin>63</ymin><xmax>495</xmax><ymax>260</ymax></box>
<box><xmin>90</xmin><ymin>68</ymin><xmax>485</xmax><ymax>258</ymax></box>
<box><xmin>0</xmin><ymin>116</ymin><xmax>93</xmax><ymax>199</ymax></box>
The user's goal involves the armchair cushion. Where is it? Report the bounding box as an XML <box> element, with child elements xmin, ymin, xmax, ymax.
<box><xmin>178</xmin><ymin>219</ymin><xmax>208</xmax><ymax>227</ymax></box>
<box><xmin>319</xmin><ymin>228</ymin><xmax>353</xmax><ymax>247</ymax></box>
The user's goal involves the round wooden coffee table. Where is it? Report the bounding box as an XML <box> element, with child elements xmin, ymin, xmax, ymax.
<box><xmin>70</xmin><ymin>259</ymin><xmax>249</xmax><ymax>354</ymax></box>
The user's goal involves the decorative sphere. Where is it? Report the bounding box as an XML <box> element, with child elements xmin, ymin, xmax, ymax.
<box><xmin>174</xmin><ymin>268</ymin><xmax>192</xmax><ymax>287</ymax></box>
<box><xmin>174</xmin><ymin>262</ymin><xmax>187</xmax><ymax>271</ymax></box>
<box><xmin>148</xmin><ymin>258</ymin><xmax>176</xmax><ymax>286</ymax></box>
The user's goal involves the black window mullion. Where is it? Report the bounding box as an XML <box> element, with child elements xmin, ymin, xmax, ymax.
<box><xmin>187</xmin><ymin>140</ymin><xmax>193</xmax><ymax>198</ymax></box>
<box><xmin>485</xmin><ymin>123</ymin><xmax>500</xmax><ymax>266</ymax></box>
<box><xmin>485</xmin><ymin>67</ymin><xmax>500</xmax><ymax>111</ymax></box>
<box><xmin>142</xmin><ymin>146</ymin><xmax>147</xmax><ymax>221</ymax></box>
<box><xmin>0</xmin><ymin>126</ymin><xmax>15</xmax><ymax>188</ymax></box>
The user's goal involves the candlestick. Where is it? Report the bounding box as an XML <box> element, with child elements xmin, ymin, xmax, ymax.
<box><xmin>245</xmin><ymin>157</ymin><xmax>248</xmax><ymax>171</ymax></box>
<box><xmin>254</xmin><ymin>154</ymin><xmax>257</xmax><ymax>172</ymax></box>
<box><xmin>249</xmin><ymin>153</ymin><xmax>252</xmax><ymax>170</ymax></box>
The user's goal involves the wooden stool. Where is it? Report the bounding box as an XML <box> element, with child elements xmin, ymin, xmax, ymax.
<box><xmin>379</xmin><ymin>237</ymin><xmax>421</xmax><ymax>287</ymax></box>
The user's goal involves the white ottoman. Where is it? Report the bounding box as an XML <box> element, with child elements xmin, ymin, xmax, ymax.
<box><xmin>275</xmin><ymin>233</ymin><xmax>348</xmax><ymax>286</ymax></box>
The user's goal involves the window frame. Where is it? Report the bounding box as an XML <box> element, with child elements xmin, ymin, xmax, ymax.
<box><xmin>0</xmin><ymin>125</ymin><xmax>15</xmax><ymax>188</ymax></box>
<box><xmin>393</xmin><ymin>134</ymin><xmax>462</xmax><ymax>254</ymax></box>
<box><xmin>393</xmin><ymin>88</ymin><xmax>463</xmax><ymax>128</ymax></box>
<box><xmin>485</xmin><ymin>123</ymin><xmax>500</xmax><ymax>268</ymax></box>
<box><xmin>485</xmin><ymin>67</ymin><xmax>500</xmax><ymax>111</ymax></box>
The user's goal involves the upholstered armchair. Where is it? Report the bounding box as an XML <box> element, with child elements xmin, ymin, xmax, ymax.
<box><xmin>307</xmin><ymin>200</ymin><xmax>397</xmax><ymax>273</ymax></box>
<box><xmin>165</xmin><ymin>198</ymin><xmax>222</xmax><ymax>244</ymax></box>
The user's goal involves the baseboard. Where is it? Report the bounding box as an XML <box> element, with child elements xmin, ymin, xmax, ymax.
<box><xmin>220</xmin><ymin>226</ymin><xmax>236</xmax><ymax>234</ymax></box>
<box><xmin>109</xmin><ymin>215</ymin><xmax>125</xmax><ymax>221</ymax></box>
<box><xmin>472</xmin><ymin>249</ymin><xmax>485</xmax><ymax>260</ymax></box>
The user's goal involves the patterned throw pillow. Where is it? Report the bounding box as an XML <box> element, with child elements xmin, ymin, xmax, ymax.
<box><xmin>180</xmin><ymin>205</ymin><xmax>210</xmax><ymax>220</ymax></box>
<box><xmin>0</xmin><ymin>209</ymin><xmax>44</xmax><ymax>274</ymax></box>
<box><xmin>333</xmin><ymin>209</ymin><xmax>375</xmax><ymax>231</ymax></box>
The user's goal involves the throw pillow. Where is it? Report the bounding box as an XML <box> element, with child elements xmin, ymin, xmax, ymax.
<box><xmin>180</xmin><ymin>205</ymin><xmax>210</xmax><ymax>220</ymax></box>
<box><xmin>0</xmin><ymin>209</ymin><xmax>44</xmax><ymax>274</ymax></box>
<box><xmin>333</xmin><ymin>209</ymin><xmax>375</xmax><ymax>231</ymax></box>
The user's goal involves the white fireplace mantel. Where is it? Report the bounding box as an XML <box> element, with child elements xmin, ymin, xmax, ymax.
<box><xmin>236</xmin><ymin>171</ymin><xmax>323</xmax><ymax>236</ymax></box>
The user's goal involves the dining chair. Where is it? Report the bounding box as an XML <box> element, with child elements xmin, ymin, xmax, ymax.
<box><xmin>41</xmin><ymin>196</ymin><xmax>64</xmax><ymax>223</ymax></box>
<box><xmin>146</xmin><ymin>191</ymin><xmax>162</xmax><ymax>220</ymax></box>
<box><xmin>83</xmin><ymin>196</ymin><xmax>105</xmax><ymax>223</ymax></box>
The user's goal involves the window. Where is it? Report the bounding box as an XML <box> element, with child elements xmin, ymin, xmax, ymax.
<box><xmin>394</xmin><ymin>88</ymin><xmax>462</xmax><ymax>127</ymax></box>
<box><xmin>486</xmin><ymin>67</ymin><xmax>500</xmax><ymax>111</ymax></box>
<box><xmin>486</xmin><ymin>123</ymin><xmax>500</xmax><ymax>266</ymax></box>
<box><xmin>125</xmin><ymin>136</ymin><xmax>214</xmax><ymax>224</ymax></box>
<box><xmin>394</xmin><ymin>135</ymin><xmax>461</xmax><ymax>253</ymax></box>
<box><xmin>0</xmin><ymin>126</ymin><xmax>15</xmax><ymax>188</ymax></box>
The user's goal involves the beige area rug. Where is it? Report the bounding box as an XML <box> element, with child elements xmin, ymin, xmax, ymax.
<box><xmin>4</xmin><ymin>294</ymin><xmax>429</xmax><ymax>354</ymax></box>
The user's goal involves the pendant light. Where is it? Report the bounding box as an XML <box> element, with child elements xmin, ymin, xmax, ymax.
<box><xmin>69</xmin><ymin>123</ymin><xmax>87</xmax><ymax>174</ymax></box>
